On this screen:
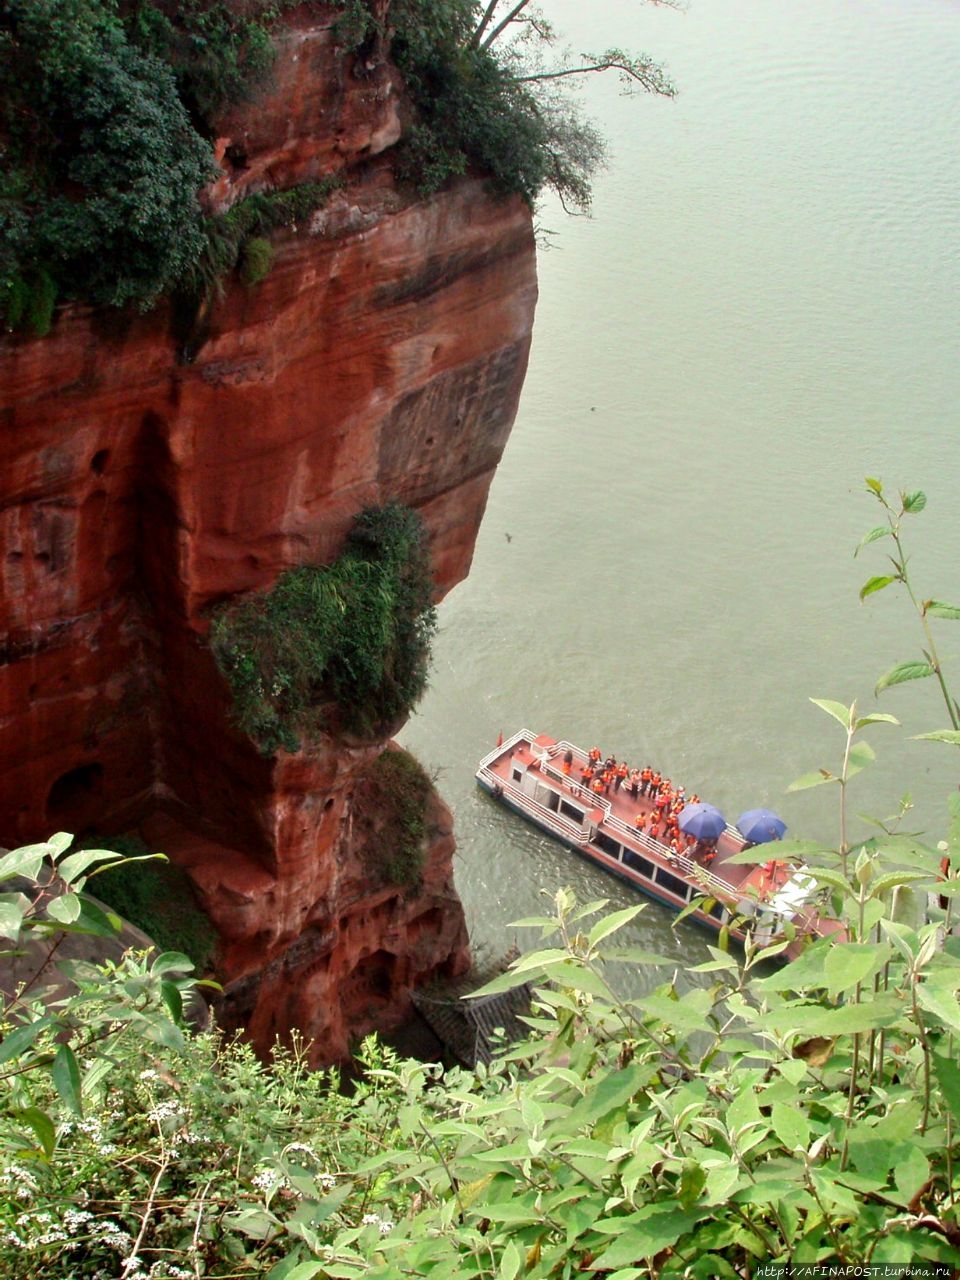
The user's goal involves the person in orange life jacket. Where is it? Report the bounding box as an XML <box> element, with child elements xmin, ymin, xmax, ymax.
<box><xmin>580</xmin><ymin>762</ymin><xmax>594</xmax><ymax>789</ymax></box>
<box><xmin>649</xmin><ymin>818</ymin><xmax>661</xmax><ymax>843</ymax></box>
<box><xmin>591</xmin><ymin>775</ymin><xmax>605</xmax><ymax>798</ymax></box>
<box><xmin>589</xmin><ymin>746</ymin><xmax>602</xmax><ymax>763</ymax></box>
<box><xmin>601</xmin><ymin>769</ymin><xmax>615</xmax><ymax>795</ymax></box>
<box><xmin>628</xmin><ymin>768</ymin><xmax>641</xmax><ymax>800</ymax></box>
<box><xmin>634</xmin><ymin>812</ymin><xmax>646</xmax><ymax>830</ymax></box>
<box><xmin>614</xmin><ymin>762</ymin><xmax>628</xmax><ymax>792</ymax></box>
<box><xmin>649</xmin><ymin>771</ymin><xmax>662</xmax><ymax>798</ymax></box>
<box><xmin>561</xmin><ymin>749</ymin><xmax>573</xmax><ymax>777</ymax></box>
<box><xmin>655</xmin><ymin>791</ymin><xmax>670</xmax><ymax>820</ymax></box>
<box><xmin>640</xmin><ymin>766</ymin><xmax>653</xmax><ymax>796</ymax></box>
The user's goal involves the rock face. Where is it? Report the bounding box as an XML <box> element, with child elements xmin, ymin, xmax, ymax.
<box><xmin>0</xmin><ymin>10</ymin><xmax>537</xmax><ymax>1064</ymax></box>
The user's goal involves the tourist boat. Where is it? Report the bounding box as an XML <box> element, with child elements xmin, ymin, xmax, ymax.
<box><xmin>476</xmin><ymin>730</ymin><xmax>826</xmax><ymax>955</ymax></box>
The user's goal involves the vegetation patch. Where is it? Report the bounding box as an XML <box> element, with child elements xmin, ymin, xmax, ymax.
<box><xmin>0</xmin><ymin>0</ymin><xmax>320</xmax><ymax>333</ymax></box>
<box><xmin>210</xmin><ymin>503</ymin><xmax>437</xmax><ymax>755</ymax></box>
<box><xmin>77</xmin><ymin>833</ymin><xmax>218</xmax><ymax>973</ymax></box>
<box><xmin>356</xmin><ymin>748</ymin><xmax>433</xmax><ymax>887</ymax></box>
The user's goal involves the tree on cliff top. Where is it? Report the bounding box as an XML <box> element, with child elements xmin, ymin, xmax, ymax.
<box><xmin>387</xmin><ymin>0</ymin><xmax>678</xmax><ymax>212</ymax></box>
<box><xmin>0</xmin><ymin>0</ymin><xmax>214</xmax><ymax>330</ymax></box>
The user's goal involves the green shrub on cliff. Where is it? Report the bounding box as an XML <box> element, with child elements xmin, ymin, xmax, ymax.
<box><xmin>0</xmin><ymin>0</ymin><xmax>214</xmax><ymax>324</ymax></box>
<box><xmin>210</xmin><ymin>503</ymin><xmax>437</xmax><ymax>754</ymax></box>
<box><xmin>346</xmin><ymin>0</ymin><xmax>675</xmax><ymax>211</ymax></box>
<box><xmin>0</xmin><ymin>0</ymin><xmax>306</xmax><ymax>332</ymax></box>
<box><xmin>357</xmin><ymin>747</ymin><xmax>433</xmax><ymax>886</ymax></box>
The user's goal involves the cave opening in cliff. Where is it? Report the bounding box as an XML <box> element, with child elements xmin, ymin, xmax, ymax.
<box><xmin>46</xmin><ymin>762</ymin><xmax>105</xmax><ymax>831</ymax></box>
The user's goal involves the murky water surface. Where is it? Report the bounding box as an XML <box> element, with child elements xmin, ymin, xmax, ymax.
<box><xmin>399</xmin><ymin>0</ymin><xmax>960</xmax><ymax>976</ymax></box>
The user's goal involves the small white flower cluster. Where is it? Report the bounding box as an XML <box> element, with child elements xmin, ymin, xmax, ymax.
<box><xmin>361</xmin><ymin>1212</ymin><xmax>394</xmax><ymax>1235</ymax></box>
<box><xmin>316</xmin><ymin>1171</ymin><xmax>337</xmax><ymax>1192</ymax></box>
<box><xmin>0</xmin><ymin>1161</ymin><xmax>39</xmax><ymax>1204</ymax></box>
<box><xmin>90</xmin><ymin>1219</ymin><xmax>133</xmax><ymax>1252</ymax></box>
<box><xmin>148</xmin><ymin>1098</ymin><xmax>184</xmax><ymax>1127</ymax></box>
<box><xmin>58</xmin><ymin>1115</ymin><xmax>119</xmax><ymax>1156</ymax></box>
<box><xmin>252</xmin><ymin>1168</ymin><xmax>285</xmax><ymax>1193</ymax></box>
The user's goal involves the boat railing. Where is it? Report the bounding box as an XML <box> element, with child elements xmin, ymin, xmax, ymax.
<box><xmin>476</xmin><ymin>763</ymin><xmax>591</xmax><ymax>847</ymax></box>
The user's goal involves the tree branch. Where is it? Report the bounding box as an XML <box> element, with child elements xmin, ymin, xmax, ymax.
<box><xmin>480</xmin><ymin>0</ymin><xmax>535</xmax><ymax>51</ymax></box>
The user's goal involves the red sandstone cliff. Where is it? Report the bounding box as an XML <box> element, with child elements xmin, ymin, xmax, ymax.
<box><xmin>0</xmin><ymin>7</ymin><xmax>537</xmax><ymax>1063</ymax></box>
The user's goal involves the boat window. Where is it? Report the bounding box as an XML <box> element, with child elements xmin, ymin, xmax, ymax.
<box><xmin>512</xmin><ymin>768</ymin><xmax>522</xmax><ymax>783</ymax></box>
<box><xmin>559</xmin><ymin>800</ymin><xmax>584</xmax><ymax>823</ymax></box>
<box><xmin>622</xmin><ymin>849</ymin><xmax>653</xmax><ymax>879</ymax></box>
<box><xmin>709</xmin><ymin>901</ymin><xmax>726</xmax><ymax>922</ymax></box>
<box><xmin>544</xmin><ymin>789</ymin><xmax>560</xmax><ymax>813</ymax></box>
<box><xmin>592</xmin><ymin>831</ymin><xmax>621</xmax><ymax>859</ymax></box>
<box><xmin>654</xmin><ymin>867</ymin><xmax>690</xmax><ymax>901</ymax></box>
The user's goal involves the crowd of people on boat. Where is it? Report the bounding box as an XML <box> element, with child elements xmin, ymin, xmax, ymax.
<box><xmin>555</xmin><ymin>745</ymin><xmax>718</xmax><ymax>864</ymax></box>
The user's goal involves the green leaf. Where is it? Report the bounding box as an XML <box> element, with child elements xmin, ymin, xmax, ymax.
<box><xmin>823</xmin><ymin>943</ymin><xmax>888</xmax><ymax>996</ymax></box>
<box><xmin>869</xmin><ymin>870</ymin><xmax>931</xmax><ymax>899</ymax></box>
<box><xmin>592</xmin><ymin>1206</ymin><xmax>702</xmax><ymax>1268</ymax></box>
<box><xmin>268</xmin><ymin>1262</ymin><xmax>326</xmax><ymax>1280</ymax></box>
<box><xmin>865</xmin><ymin>476</ymin><xmax>884</xmax><ymax>495</ymax></box>
<box><xmin>498</xmin><ymin>1240</ymin><xmax>521</xmax><ymax>1280</ymax></box>
<box><xmin>0</xmin><ymin>846</ymin><xmax>46</xmax><ymax>885</ymax></box>
<box><xmin>150</xmin><ymin>950</ymin><xmax>195</xmax><ymax>976</ymax></box>
<box><xmin>933</xmin><ymin>1050</ymin><xmax>960</xmax><ymax>1125</ymax></box>
<box><xmin>47</xmin><ymin>891</ymin><xmax>81</xmax><ymax>925</ymax></box>
<box><xmin>0</xmin><ymin>893</ymin><xmax>28</xmax><ymax>940</ymax></box>
<box><xmin>853</xmin><ymin>712</ymin><xmax>900</xmax><ymax>730</ymax></box>
<box><xmin>161</xmin><ymin>980</ymin><xmax>183</xmax><ymax>1023</ymax></box>
<box><xmin>770</xmin><ymin>995</ymin><xmax>902</xmax><ymax>1036</ymax></box>
<box><xmin>0</xmin><ymin>1016</ymin><xmax>53</xmax><ymax>1066</ymax></box>
<box><xmin>679</xmin><ymin>1160</ymin><xmax>706</xmax><ymax>1210</ymax></box>
<box><xmin>787</xmin><ymin>769</ymin><xmax>837</xmax><ymax>792</ymax></box>
<box><xmin>141</xmin><ymin>1012</ymin><xmax>185</xmax><ymax>1052</ymax></box>
<box><xmin>726</xmin><ymin>839</ymin><xmax>832</xmax><ymax>866</ymax></box>
<box><xmin>52</xmin><ymin>1043</ymin><xmax>83</xmax><ymax>1116</ymax></box>
<box><xmin>925</xmin><ymin>599</ymin><xmax>960</xmax><ymax>619</ymax></box>
<box><xmin>12</xmin><ymin>1106</ymin><xmax>57</xmax><ymax>1158</ymax></box>
<box><xmin>916</xmin><ymin>983</ymin><xmax>960</xmax><ymax>1033</ymax></box>
<box><xmin>913</xmin><ymin>729</ymin><xmax>960</xmax><ymax>745</ymax></box>
<box><xmin>893</xmin><ymin>1147</ymin><xmax>929</xmax><ymax>1205</ymax></box>
<box><xmin>809</xmin><ymin>697</ymin><xmax>852</xmax><ymax>727</ymax></box>
<box><xmin>806</xmin><ymin>867</ymin><xmax>853</xmax><ymax>895</ymax></box>
<box><xmin>859</xmin><ymin>575</ymin><xmax>897</xmax><ymax>601</ymax></box>
<box><xmin>55</xmin><ymin>848</ymin><xmax>124</xmax><ymax>885</ymax></box>
<box><xmin>74</xmin><ymin>895</ymin><xmax>122</xmax><ymax>938</ymax></box>
<box><xmin>854</xmin><ymin>525</ymin><xmax>891</xmax><ymax>556</ymax></box>
<box><xmin>847</xmin><ymin>740</ymin><xmax>876</xmax><ymax>775</ymax></box>
<box><xmin>587</xmin><ymin>904</ymin><xmax>645</xmax><ymax>949</ymax></box>
<box><xmin>901</xmin><ymin>489</ymin><xmax>927</xmax><ymax>512</ymax></box>
<box><xmin>875</xmin><ymin>660</ymin><xmax>935</xmax><ymax>695</ymax></box>
<box><xmin>565</xmin><ymin>1063</ymin><xmax>647</xmax><ymax>1130</ymax></box>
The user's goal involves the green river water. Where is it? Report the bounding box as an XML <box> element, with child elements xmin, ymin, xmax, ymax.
<box><xmin>399</xmin><ymin>0</ymin><xmax>960</xmax><ymax>978</ymax></box>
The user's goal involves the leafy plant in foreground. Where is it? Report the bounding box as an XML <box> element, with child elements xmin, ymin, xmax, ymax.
<box><xmin>858</xmin><ymin>478</ymin><xmax>960</xmax><ymax>741</ymax></box>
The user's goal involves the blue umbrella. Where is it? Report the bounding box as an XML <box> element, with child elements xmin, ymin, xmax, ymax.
<box><xmin>736</xmin><ymin>808</ymin><xmax>787</xmax><ymax>844</ymax></box>
<box><xmin>678</xmin><ymin>802</ymin><xmax>727</xmax><ymax>840</ymax></box>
